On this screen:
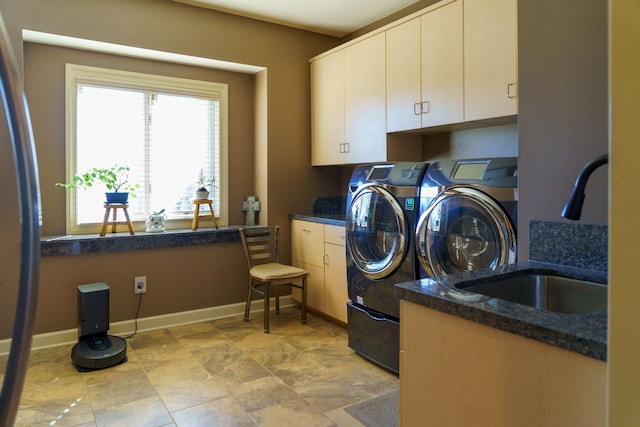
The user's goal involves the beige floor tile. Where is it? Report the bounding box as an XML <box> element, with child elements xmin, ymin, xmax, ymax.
<box><xmin>87</xmin><ymin>371</ymin><xmax>157</xmax><ymax>411</ymax></box>
<box><xmin>14</xmin><ymin>397</ymin><xmax>94</xmax><ymax>426</ymax></box>
<box><xmin>11</xmin><ymin>311</ymin><xmax>398</xmax><ymax>426</ymax></box>
<box><xmin>171</xmin><ymin>396</ymin><xmax>256</xmax><ymax>427</ymax></box>
<box><xmin>169</xmin><ymin>321</ymin><xmax>218</xmax><ymax>338</ymax></box>
<box><xmin>229</xmin><ymin>376</ymin><xmax>301</xmax><ymax>413</ymax></box>
<box><xmin>93</xmin><ymin>395</ymin><xmax>173</xmax><ymax>427</ymax></box>
<box><xmin>324</xmin><ymin>408</ymin><xmax>366</xmax><ymax>427</ymax></box>
<box><xmin>248</xmin><ymin>396</ymin><xmax>337</xmax><ymax>427</ymax></box>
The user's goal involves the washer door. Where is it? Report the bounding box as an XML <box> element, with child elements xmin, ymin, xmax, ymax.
<box><xmin>416</xmin><ymin>186</ymin><xmax>516</xmax><ymax>278</ymax></box>
<box><xmin>347</xmin><ymin>184</ymin><xmax>408</xmax><ymax>280</ymax></box>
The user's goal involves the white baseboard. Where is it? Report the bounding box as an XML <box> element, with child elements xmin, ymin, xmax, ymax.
<box><xmin>0</xmin><ymin>296</ymin><xmax>295</xmax><ymax>356</ymax></box>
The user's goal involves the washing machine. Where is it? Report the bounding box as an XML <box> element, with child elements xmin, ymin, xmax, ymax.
<box><xmin>416</xmin><ymin>157</ymin><xmax>518</xmax><ymax>280</ymax></box>
<box><xmin>345</xmin><ymin>162</ymin><xmax>428</xmax><ymax>374</ymax></box>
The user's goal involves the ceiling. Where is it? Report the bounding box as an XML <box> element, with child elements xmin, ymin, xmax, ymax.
<box><xmin>173</xmin><ymin>0</ymin><xmax>423</xmax><ymax>37</ymax></box>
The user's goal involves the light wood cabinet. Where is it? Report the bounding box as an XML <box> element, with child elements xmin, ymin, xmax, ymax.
<box><xmin>344</xmin><ymin>33</ymin><xmax>386</xmax><ymax>164</ymax></box>
<box><xmin>385</xmin><ymin>0</ymin><xmax>515</xmax><ymax>132</ymax></box>
<box><xmin>291</xmin><ymin>220</ymin><xmax>325</xmax><ymax>312</ymax></box>
<box><xmin>421</xmin><ymin>0</ymin><xmax>463</xmax><ymax>127</ymax></box>
<box><xmin>311</xmin><ymin>33</ymin><xmax>386</xmax><ymax>166</ymax></box>
<box><xmin>323</xmin><ymin>225</ymin><xmax>348</xmax><ymax>323</ymax></box>
<box><xmin>386</xmin><ymin>0</ymin><xmax>463</xmax><ymax>132</ymax></box>
<box><xmin>291</xmin><ymin>220</ymin><xmax>348</xmax><ymax>324</ymax></box>
<box><xmin>385</xmin><ymin>17</ymin><xmax>421</xmax><ymax>132</ymax></box>
<box><xmin>464</xmin><ymin>0</ymin><xmax>518</xmax><ymax>121</ymax></box>
<box><xmin>400</xmin><ymin>301</ymin><xmax>606</xmax><ymax>427</ymax></box>
<box><xmin>311</xmin><ymin>50</ymin><xmax>345</xmax><ymax>166</ymax></box>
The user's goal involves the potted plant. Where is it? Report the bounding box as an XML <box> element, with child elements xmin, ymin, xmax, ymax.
<box><xmin>145</xmin><ymin>208</ymin><xmax>166</xmax><ymax>233</ymax></box>
<box><xmin>195</xmin><ymin>169</ymin><xmax>215</xmax><ymax>200</ymax></box>
<box><xmin>56</xmin><ymin>164</ymin><xmax>139</xmax><ymax>204</ymax></box>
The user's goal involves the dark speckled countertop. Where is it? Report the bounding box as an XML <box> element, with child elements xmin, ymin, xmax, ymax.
<box><xmin>396</xmin><ymin>262</ymin><xmax>607</xmax><ymax>360</ymax></box>
<box><xmin>290</xmin><ymin>196</ymin><xmax>346</xmax><ymax>227</ymax></box>
<box><xmin>396</xmin><ymin>220</ymin><xmax>608</xmax><ymax>361</ymax></box>
<box><xmin>289</xmin><ymin>213</ymin><xmax>346</xmax><ymax>227</ymax></box>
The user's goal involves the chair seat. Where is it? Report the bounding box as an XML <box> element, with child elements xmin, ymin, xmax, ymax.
<box><xmin>250</xmin><ymin>263</ymin><xmax>308</xmax><ymax>281</ymax></box>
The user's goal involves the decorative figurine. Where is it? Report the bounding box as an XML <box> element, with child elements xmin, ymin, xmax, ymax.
<box><xmin>242</xmin><ymin>196</ymin><xmax>261</xmax><ymax>226</ymax></box>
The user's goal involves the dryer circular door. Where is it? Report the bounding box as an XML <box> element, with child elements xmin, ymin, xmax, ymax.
<box><xmin>416</xmin><ymin>186</ymin><xmax>516</xmax><ymax>278</ymax></box>
<box><xmin>347</xmin><ymin>184</ymin><xmax>409</xmax><ymax>280</ymax></box>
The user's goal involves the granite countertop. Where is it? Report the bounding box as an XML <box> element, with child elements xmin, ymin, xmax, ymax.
<box><xmin>290</xmin><ymin>213</ymin><xmax>346</xmax><ymax>227</ymax></box>
<box><xmin>395</xmin><ymin>261</ymin><xmax>607</xmax><ymax>361</ymax></box>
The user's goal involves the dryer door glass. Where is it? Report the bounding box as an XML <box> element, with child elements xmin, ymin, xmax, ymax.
<box><xmin>416</xmin><ymin>186</ymin><xmax>516</xmax><ymax>277</ymax></box>
<box><xmin>347</xmin><ymin>184</ymin><xmax>408</xmax><ymax>279</ymax></box>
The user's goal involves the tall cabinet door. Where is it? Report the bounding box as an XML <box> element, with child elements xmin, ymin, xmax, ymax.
<box><xmin>311</xmin><ymin>50</ymin><xmax>345</xmax><ymax>166</ymax></box>
<box><xmin>324</xmin><ymin>225</ymin><xmax>348</xmax><ymax>324</ymax></box>
<box><xmin>291</xmin><ymin>220</ymin><xmax>325</xmax><ymax>312</ymax></box>
<box><xmin>386</xmin><ymin>17</ymin><xmax>422</xmax><ymax>133</ymax></box>
<box><xmin>420</xmin><ymin>0</ymin><xmax>463</xmax><ymax>127</ymax></box>
<box><xmin>464</xmin><ymin>0</ymin><xmax>518</xmax><ymax>121</ymax></box>
<box><xmin>344</xmin><ymin>33</ymin><xmax>386</xmax><ymax>164</ymax></box>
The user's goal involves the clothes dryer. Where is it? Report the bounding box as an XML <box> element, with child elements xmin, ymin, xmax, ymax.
<box><xmin>345</xmin><ymin>162</ymin><xmax>428</xmax><ymax>374</ymax></box>
<box><xmin>416</xmin><ymin>157</ymin><xmax>518</xmax><ymax>279</ymax></box>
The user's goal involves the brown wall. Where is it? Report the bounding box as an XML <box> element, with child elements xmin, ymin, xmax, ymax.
<box><xmin>0</xmin><ymin>0</ymin><xmax>343</xmax><ymax>339</ymax></box>
<box><xmin>517</xmin><ymin>0</ymin><xmax>608</xmax><ymax>259</ymax></box>
<box><xmin>25</xmin><ymin>43</ymin><xmax>257</xmax><ymax>235</ymax></box>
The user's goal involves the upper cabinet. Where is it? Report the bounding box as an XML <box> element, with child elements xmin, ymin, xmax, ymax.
<box><xmin>311</xmin><ymin>33</ymin><xmax>386</xmax><ymax>166</ymax></box>
<box><xmin>311</xmin><ymin>50</ymin><xmax>345</xmax><ymax>166</ymax></box>
<box><xmin>387</xmin><ymin>0</ymin><xmax>463</xmax><ymax>132</ymax></box>
<box><xmin>311</xmin><ymin>0</ymin><xmax>517</xmax><ymax>165</ymax></box>
<box><xmin>464</xmin><ymin>0</ymin><xmax>518</xmax><ymax>121</ymax></box>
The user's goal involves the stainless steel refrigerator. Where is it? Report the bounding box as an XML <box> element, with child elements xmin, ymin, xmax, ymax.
<box><xmin>0</xmin><ymin>10</ymin><xmax>42</xmax><ymax>427</ymax></box>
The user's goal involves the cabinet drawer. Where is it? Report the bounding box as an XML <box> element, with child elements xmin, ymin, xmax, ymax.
<box><xmin>291</xmin><ymin>220</ymin><xmax>324</xmax><ymax>266</ymax></box>
<box><xmin>324</xmin><ymin>224</ymin><xmax>346</xmax><ymax>246</ymax></box>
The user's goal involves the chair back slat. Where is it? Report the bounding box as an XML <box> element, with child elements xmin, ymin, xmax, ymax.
<box><xmin>239</xmin><ymin>226</ymin><xmax>280</xmax><ymax>267</ymax></box>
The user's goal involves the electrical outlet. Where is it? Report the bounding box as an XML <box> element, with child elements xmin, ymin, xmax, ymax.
<box><xmin>134</xmin><ymin>276</ymin><xmax>147</xmax><ymax>294</ymax></box>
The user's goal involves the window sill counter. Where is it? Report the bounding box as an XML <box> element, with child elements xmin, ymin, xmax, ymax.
<box><xmin>41</xmin><ymin>227</ymin><xmax>259</xmax><ymax>257</ymax></box>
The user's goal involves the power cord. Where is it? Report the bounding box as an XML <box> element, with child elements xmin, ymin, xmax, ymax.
<box><xmin>124</xmin><ymin>292</ymin><xmax>143</xmax><ymax>339</ymax></box>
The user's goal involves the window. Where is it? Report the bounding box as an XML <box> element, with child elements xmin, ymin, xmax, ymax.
<box><xmin>65</xmin><ymin>64</ymin><xmax>228</xmax><ymax>234</ymax></box>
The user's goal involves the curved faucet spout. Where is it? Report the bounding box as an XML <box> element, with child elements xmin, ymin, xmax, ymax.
<box><xmin>561</xmin><ymin>154</ymin><xmax>608</xmax><ymax>220</ymax></box>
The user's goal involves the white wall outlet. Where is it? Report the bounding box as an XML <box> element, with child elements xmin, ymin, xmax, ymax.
<box><xmin>134</xmin><ymin>276</ymin><xmax>147</xmax><ymax>294</ymax></box>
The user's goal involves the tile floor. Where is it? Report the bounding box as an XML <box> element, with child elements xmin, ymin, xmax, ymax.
<box><xmin>1</xmin><ymin>307</ymin><xmax>398</xmax><ymax>426</ymax></box>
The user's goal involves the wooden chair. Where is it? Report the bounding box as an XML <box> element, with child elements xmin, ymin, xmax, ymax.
<box><xmin>239</xmin><ymin>226</ymin><xmax>308</xmax><ymax>333</ymax></box>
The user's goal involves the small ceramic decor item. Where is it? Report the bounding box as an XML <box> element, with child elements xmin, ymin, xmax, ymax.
<box><xmin>145</xmin><ymin>209</ymin><xmax>166</xmax><ymax>233</ymax></box>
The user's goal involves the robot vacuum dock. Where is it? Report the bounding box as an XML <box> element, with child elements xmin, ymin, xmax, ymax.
<box><xmin>71</xmin><ymin>283</ymin><xmax>127</xmax><ymax>372</ymax></box>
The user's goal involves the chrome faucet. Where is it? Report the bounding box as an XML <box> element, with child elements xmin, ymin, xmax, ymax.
<box><xmin>561</xmin><ymin>154</ymin><xmax>608</xmax><ymax>220</ymax></box>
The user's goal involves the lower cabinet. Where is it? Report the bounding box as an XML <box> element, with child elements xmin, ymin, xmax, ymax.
<box><xmin>400</xmin><ymin>300</ymin><xmax>606</xmax><ymax>427</ymax></box>
<box><xmin>291</xmin><ymin>219</ymin><xmax>348</xmax><ymax>324</ymax></box>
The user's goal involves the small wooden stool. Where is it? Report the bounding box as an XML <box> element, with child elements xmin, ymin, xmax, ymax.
<box><xmin>100</xmin><ymin>203</ymin><xmax>135</xmax><ymax>236</ymax></box>
<box><xmin>192</xmin><ymin>199</ymin><xmax>219</xmax><ymax>230</ymax></box>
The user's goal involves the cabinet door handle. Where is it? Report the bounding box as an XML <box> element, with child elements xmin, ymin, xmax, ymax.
<box><xmin>507</xmin><ymin>83</ymin><xmax>517</xmax><ymax>99</ymax></box>
<box><xmin>344</xmin><ymin>142</ymin><xmax>350</xmax><ymax>153</ymax></box>
<box><xmin>323</xmin><ymin>254</ymin><xmax>329</xmax><ymax>265</ymax></box>
<box><xmin>413</xmin><ymin>102</ymin><xmax>421</xmax><ymax>115</ymax></box>
<box><xmin>421</xmin><ymin>100</ymin><xmax>430</xmax><ymax>114</ymax></box>
<box><xmin>302</xmin><ymin>228</ymin><xmax>311</xmax><ymax>233</ymax></box>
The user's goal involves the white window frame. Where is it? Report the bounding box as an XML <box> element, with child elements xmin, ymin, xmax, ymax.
<box><xmin>64</xmin><ymin>64</ymin><xmax>229</xmax><ymax>234</ymax></box>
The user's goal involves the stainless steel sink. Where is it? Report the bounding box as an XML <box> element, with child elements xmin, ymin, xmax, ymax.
<box><xmin>456</xmin><ymin>272</ymin><xmax>607</xmax><ymax>314</ymax></box>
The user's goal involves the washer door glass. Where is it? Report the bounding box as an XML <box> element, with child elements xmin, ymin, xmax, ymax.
<box><xmin>416</xmin><ymin>186</ymin><xmax>516</xmax><ymax>278</ymax></box>
<box><xmin>347</xmin><ymin>184</ymin><xmax>408</xmax><ymax>280</ymax></box>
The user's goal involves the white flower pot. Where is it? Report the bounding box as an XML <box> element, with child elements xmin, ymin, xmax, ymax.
<box><xmin>195</xmin><ymin>190</ymin><xmax>210</xmax><ymax>200</ymax></box>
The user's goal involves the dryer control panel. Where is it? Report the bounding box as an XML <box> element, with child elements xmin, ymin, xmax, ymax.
<box><xmin>426</xmin><ymin>157</ymin><xmax>518</xmax><ymax>188</ymax></box>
